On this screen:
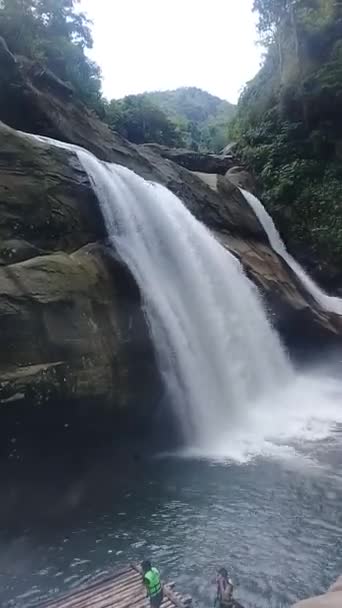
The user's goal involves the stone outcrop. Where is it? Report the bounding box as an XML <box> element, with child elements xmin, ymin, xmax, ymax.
<box><xmin>218</xmin><ymin>233</ymin><xmax>339</xmax><ymax>345</ymax></box>
<box><xmin>141</xmin><ymin>143</ymin><xmax>235</xmax><ymax>174</ymax></box>
<box><xmin>0</xmin><ymin>123</ymin><xmax>162</xmax><ymax>416</ymax></box>
<box><xmin>0</xmin><ymin>237</ymin><xmax>160</xmax><ymax>412</ymax></box>
<box><xmin>225</xmin><ymin>165</ymin><xmax>258</xmax><ymax>194</ymax></box>
<box><xmin>0</xmin><ymin>42</ymin><xmax>341</xmax><ymax>433</ymax></box>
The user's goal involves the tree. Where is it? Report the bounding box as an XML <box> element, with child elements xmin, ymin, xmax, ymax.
<box><xmin>230</xmin><ymin>0</ymin><xmax>342</xmax><ymax>279</ymax></box>
<box><xmin>106</xmin><ymin>96</ymin><xmax>184</xmax><ymax>147</ymax></box>
<box><xmin>125</xmin><ymin>88</ymin><xmax>236</xmax><ymax>152</ymax></box>
<box><xmin>0</xmin><ymin>0</ymin><xmax>102</xmax><ymax>109</ymax></box>
<box><xmin>253</xmin><ymin>0</ymin><xmax>307</xmax><ymax>77</ymax></box>
<box><xmin>253</xmin><ymin>0</ymin><xmax>291</xmax><ymax>76</ymax></box>
<box><xmin>253</xmin><ymin>0</ymin><xmax>286</xmax><ymax>41</ymax></box>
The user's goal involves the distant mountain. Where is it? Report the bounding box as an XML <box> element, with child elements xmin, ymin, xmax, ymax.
<box><xmin>145</xmin><ymin>87</ymin><xmax>235</xmax><ymax>124</ymax></box>
<box><xmin>143</xmin><ymin>87</ymin><xmax>236</xmax><ymax>152</ymax></box>
<box><xmin>106</xmin><ymin>88</ymin><xmax>236</xmax><ymax>152</ymax></box>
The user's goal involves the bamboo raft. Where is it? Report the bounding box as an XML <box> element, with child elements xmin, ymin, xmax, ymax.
<box><xmin>32</xmin><ymin>564</ymin><xmax>193</xmax><ymax>608</ymax></box>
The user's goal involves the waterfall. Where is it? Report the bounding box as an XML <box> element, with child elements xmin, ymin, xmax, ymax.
<box><xmin>241</xmin><ymin>189</ymin><xmax>342</xmax><ymax>316</ymax></box>
<box><xmin>75</xmin><ymin>150</ymin><xmax>291</xmax><ymax>446</ymax></box>
<box><xmin>23</xmin><ymin>131</ymin><xmax>291</xmax><ymax>446</ymax></box>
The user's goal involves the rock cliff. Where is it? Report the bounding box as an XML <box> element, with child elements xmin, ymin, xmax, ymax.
<box><xmin>0</xmin><ymin>39</ymin><xmax>341</xmax><ymax>440</ymax></box>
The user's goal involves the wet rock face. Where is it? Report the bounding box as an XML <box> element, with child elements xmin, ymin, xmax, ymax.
<box><xmin>0</xmin><ymin>42</ymin><xmax>341</xmax><ymax>444</ymax></box>
<box><xmin>0</xmin><ymin>242</ymin><xmax>161</xmax><ymax>412</ymax></box>
<box><xmin>0</xmin><ymin>122</ymin><xmax>340</xmax><ymax>429</ymax></box>
<box><xmin>0</xmin><ymin>126</ymin><xmax>106</xmax><ymax>252</ymax></box>
<box><xmin>141</xmin><ymin>143</ymin><xmax>235</xmax><ymax>174</ymax></box>
<box><xmin>0</xmin><ymin>124</ymin><xmax>162</xmax><ymax>425</ymax></box>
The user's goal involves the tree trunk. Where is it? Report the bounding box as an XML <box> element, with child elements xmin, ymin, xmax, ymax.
<box><xmin>276</xmin><ymin>30</ymin><xmax>284</xmax><ymax>82</ymax></box>
<box><xmin>290</xmin><ymin>2</ymin><xmax>309</xmax><ymax>129</ymax></box>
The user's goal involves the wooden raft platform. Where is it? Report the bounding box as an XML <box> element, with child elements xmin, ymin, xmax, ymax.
<box><xmin>33</xmin><ymin>564</ymin><xmax>192</xmax><ymax>608</ymax></box>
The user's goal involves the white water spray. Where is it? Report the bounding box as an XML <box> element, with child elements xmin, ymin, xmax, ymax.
<box><xmin>73</xmin><ymin>150</ymin><xmax>292</xmax><ymax>446</ymax></box>
<box><xmin>18</xmin><ymin>132</ymin><xmax>342</xmax><ymax>458</ymax></box>
<box><xmin>241</xmin><ymin>189</ymin><xmax>342</xmax><ymax>315</ymax></box>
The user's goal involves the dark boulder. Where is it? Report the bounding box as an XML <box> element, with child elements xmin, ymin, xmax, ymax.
<box><xmin>142</xmin><ymin>143</ymin><xmax>235</xmax><ymax>174</ymax></box>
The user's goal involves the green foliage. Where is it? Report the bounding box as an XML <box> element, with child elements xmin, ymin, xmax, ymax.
<box><xmin>232</xmin><ymin>0</ymin><xmax>342</xmax><ymax>274</ymax></box>
<box><xmin>253</xmin><ymin>0</ymin><xmax>292</xmax><ymax>42</ymax></box>
<box><xmin>105</xmin><ymin>95</ymin><xmax>184</xmax><ymax>147</ymax></box>
<box><xmin>0</xmin><ymin>0</ymin><xmax>102</xmax><ymax>109</ymax></box>
<box><xmin>137</xmin><ymin>88</ymin><xmax>236</xmax><ymax>152</ymax></box>
<box><xmin>146</xmin><ymin>87</ymin><xmax>235</xmax><ymax>123</ymax></box>
<box><xmin>105</xmin><ymin>87</ymin><xmax>235</xmax><ymax>152</ymax></box>
<box><xmin>0</xmin><ymin>2</ymin><xmax>235</xmax><ymax>151</ymax></box>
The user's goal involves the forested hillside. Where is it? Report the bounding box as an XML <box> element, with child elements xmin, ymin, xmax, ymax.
<box><xmin>0</xmin><ymin>2</ymin><xmax>234</xmax><ymax>152</ymax></box>
<box><xmin>106</xmin><ymin>88</ymin><xmax>236</xmax><ymax>152</ymax></box>
<box><xmin>4</xmin><ymin>0</ymin><xmax>342</xmax><ymax>280</ymax></box>
<box><xmin>103</xmin><ymin>94</ymin><xmax>185</xmax><ymax>148</ymax></box>
<box><xmin>144</xmin><ymin>88</ymin><xmax>236</xmax><ymax>152</ymax></box>
<box><xmin>0</xmin><ymin>0</ymin><xmax>103</xmax><ymax>111</ymax></box>
<box><xmin>230</xmin><ymin>0</ymin><xmax>342</xmax><ymax>283</ymax></box>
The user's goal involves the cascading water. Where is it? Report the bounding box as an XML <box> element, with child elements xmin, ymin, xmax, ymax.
<box><xmin>74</xmin><ymin>150</ymin><xmax>291</xmax><ymax>446</ymax></box>
<box><xmin>241</xmin><ymin>188</ymin><xmax>342</xmax><ymax>315</ymax></box>
<box><xmin>4</xmin><ymin>132</ymin><xmax>342</xmax><ymax>608</ymax></box>
<box><xmin>23</xmin><ymin>132</ymin><xmax>292</xmax><ymax>447</ymax></box>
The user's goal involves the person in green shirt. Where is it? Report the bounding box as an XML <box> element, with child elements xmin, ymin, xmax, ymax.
<box><xmin>142</xmin><ymin>560</ymin><xmax>163</xmax><ymax>608</ymax></box>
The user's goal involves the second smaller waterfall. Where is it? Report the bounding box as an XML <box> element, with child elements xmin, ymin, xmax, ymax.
<box><xmin>241</xmin><ymin>189</ymin><xmax>342</xmax><ymax>316</ymax></box>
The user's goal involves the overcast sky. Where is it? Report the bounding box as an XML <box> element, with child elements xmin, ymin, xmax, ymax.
<box><xmin>81</xmin><ymin>0</ymin><xmax>263</xmax><ymax>103</ymax></box>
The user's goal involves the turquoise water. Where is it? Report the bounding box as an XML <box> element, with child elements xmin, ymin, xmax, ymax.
<box><xmin>1</xmin><ymin>438</ymin><xmax>342</xmax><ymax>608</ymax></box>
